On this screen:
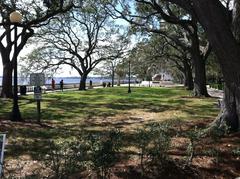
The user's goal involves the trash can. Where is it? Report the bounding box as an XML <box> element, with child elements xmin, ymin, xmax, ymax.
<box><xmin>20</xmin><ymin>86</ymin><xmax>27</xmax><ymax>95</ymax></box>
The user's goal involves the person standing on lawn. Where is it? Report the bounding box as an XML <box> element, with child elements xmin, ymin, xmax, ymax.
<box><xmin>60</xmin><ymin>79</ymin><xmax>64</xmax><ymax>91</ymax></box>
<box><xmin>51</xmin><ymin>78</ymin><xmax>55</xmax><ymax>90</ymax></box>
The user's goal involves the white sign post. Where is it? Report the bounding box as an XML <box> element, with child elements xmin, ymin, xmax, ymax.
<box><xmin>30</xmin><ymin>73</ymin><xmax>45</xmax><ymax>123</ymax></box>
<box><xmin>0</xmin><ymin>134</ymin><xmax>6</xmax><ymax>176</ymax></box>
<box><xmin>34</xmin><ymin>86</ymin><xmax>42</xmax><ymax>123</ymax></box>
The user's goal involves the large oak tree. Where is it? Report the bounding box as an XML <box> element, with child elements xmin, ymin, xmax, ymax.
<box><xmin>23</xmin><ymin>1</ymin><xmax>128</xmax><ymax>90</ymax></box>
<box><xmin>0</xmin><ymin>0</ymin><xmax>74</xmax><ymax>98</ymax></box>
<box><xmin>108</xmin><ymin>0</ymin><xmax>211</xmax><ymax>96</ymax></box>
<box><xmin>131</xmin><ymin>0</ymin><xmax>240</xmax><ymax>131</ymax></box>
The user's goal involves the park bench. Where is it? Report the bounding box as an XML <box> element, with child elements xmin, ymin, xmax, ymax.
<box><xmin>152</xmin><ymin>81</ymin><xmax>160</xmax><ymax>87</ymax></box>
<box><xmin>140</xmin><ymin>81</ymin><xmax>152</xmax><ymax>87</ymax></box>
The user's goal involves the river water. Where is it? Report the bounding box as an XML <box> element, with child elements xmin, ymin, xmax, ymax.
<box><xmin>0</xmin><ymin>76</ymin><xmax>134</xmax><ymax>85</ymax></box>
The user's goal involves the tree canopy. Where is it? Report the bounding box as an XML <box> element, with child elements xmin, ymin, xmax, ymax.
<box><xmin>21</xmin><ymin>0</ymin><xmax>130</xmax><ymax>90</ymax></box>
<box><xmin>0</xmin><ymin>0</ymin><xmax>75</xmax><ymax>97</ymax></box>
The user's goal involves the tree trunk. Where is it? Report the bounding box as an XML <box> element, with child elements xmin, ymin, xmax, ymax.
<box><xmin>1</xmin><ymin>26</ymin><xmax>33</xmax><ymax>99</ymax></box>
<box><xmin>192</xmin><ymin>56</ymin><xmax>209</xmax><ymax>96</ymax></box>
<box><xmin>183</xmin><ymin>60</ymin><xmax>194</xmax><ymax>90</ymax></box>
<box><xmin>117</xmin><ymin>77</ymin><xmax>121</xmax><ymax>86</ymax></box>
<box><xmin>79</xmin><ymin>74</ymin><xmax>87</xmax><ymax>90</ymax></box>
<box><xmin>112</xmin><ymin>69</ymin><xmax>114</xmax><ymax>87</ymax></box>
<box><xmin>192</xmin><ymin>0</ymin><xmax>240</xmax><ymax>130</ymax></box>
<box><xmin>191</xmin><ymin>33</ymin><xmax>209</xmax><ymax>97</ymax></box>
<box><xmin>233</xmin><ymin>0</ymin><xmax>240</xmax><ymax>42</ymax></box>
<box><xmin>1</xmin><ymin>62</ymin><xmax>13</xmax><ymax>98</ymax></box>
<box><xmin>213</xmin><ymin>84</ymin><xmax>240</xmax><ymax>131</ymax></box>
<box><xmin>183</xmin><ymin>71</ymin><xmax>188</xmax><ymax>87</ymax></box>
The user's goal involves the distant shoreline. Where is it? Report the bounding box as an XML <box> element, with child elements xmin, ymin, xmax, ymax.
<box><xmin>0</xmin><ymin>76</ymin><xmax>136</xmax><ymax>85</ymax></box>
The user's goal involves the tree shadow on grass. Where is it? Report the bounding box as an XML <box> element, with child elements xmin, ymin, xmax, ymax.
<box><xmin>182</xmin><ymin>104</ymin><xmax>219</xmax><ymax>118</ymax></box>
<box><xmin>103</xmin><ymin>98</ymin><xmax>187</xmax><ymax>113</ymax></box>
<box><xmin>1</xmin><ymin>87</ymin><xmax>190</xmax><ymax>122</ymax></box>
<box><xmin>5</xmin><ymin>117</ymin><xmax>151</xmax><ymax>159</ymax></box>
<box><xmin>5</xmin><ymin>122</ymin><xmax>85</xmax><ymax>159</ymax></box>
<box><xmin>42</xmin><ymin>95</ymin><xmax>187</xmax><ymax>121</ymax></box>
<box><xmin>1</xmin><ymin>87</ymin><xmax>219</xmax><ymax>163</ymax></box>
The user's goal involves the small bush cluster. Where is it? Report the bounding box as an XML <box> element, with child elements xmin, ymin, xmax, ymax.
<box><xmin>185</xmin><ymin>126</ymin><xmax>201</xmax><ymax>165</ymax></box>
<box><xmin>44</xmin><ymin>129</ymin><xmax>122</xmax><ymax>179</ymax></box>
<box><xmin>40</xmin><ymin>124</ymin><xmax>174</xmax><ymax>178</ymax></box>
<box><xmin>44</xmin><ymin>138</ymin><xmax>91</xmax><ymax>178</ymax></box>
<box><xmin>5</xmin><ymin>121</ymin><xmax>229</xmax><ymax>178</ymax></box>
<box><xmin>135</xmin><ymin>123</ymin><xmax>171</xmax><ymax>175</ymax></box>
<box><xmin>89</xmin><ymin>129</ymin><xmax>122</xmax><ymax>178</ymax></box>
<box><xmin>185</xmin><ymin>126</ymin><xmax>226</xmax><ymax>166</ymax></box>
<box><xmin>232</xmin><ymin>147</ymin><xmax>240</xmax><ymax>157</ymax></box>
<box><xmin>209</xmin><ymin>83</ymin><xmax>224</xmax><ymax>90</ymax></box>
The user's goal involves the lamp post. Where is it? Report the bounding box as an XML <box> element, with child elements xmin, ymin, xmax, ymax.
<box><xmin>147</xmin><ymin>67</ymin><xmax>151</xmax><ymax>87</ymax></box>
<box><xmin>128</xmin><ymin>59</ymin><xmax>131</xmax><ymax>93</ymax></box>
<box><xmin>10</xmin><ymin>11</ymin><xmax>22</xmax><ymax>121</ymax></box>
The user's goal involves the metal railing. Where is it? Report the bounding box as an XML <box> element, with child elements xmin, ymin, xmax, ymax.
<box><xmin>0</xmin><ymin>82</ymin><xmax>104</xmax><ymax>94</ymax></box>
<box><xmin>0</xmin><ymin>81</ymin><xmax>136</xmax><ymax>95</ymax></box>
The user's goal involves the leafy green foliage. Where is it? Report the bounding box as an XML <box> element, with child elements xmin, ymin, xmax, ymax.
<box><xmin>206</xmin><ymin>53</ymin><xmax>222</xmax><ymax>85</ymax></box>
<box><xmin>145</xmin><ymin>123</ymin><xmax>171</xmax><ymax>167</ymax></box>
<box><xmin>135</xmin><ymin>123</ymin><xmax>171</xmax><ymax>175</ymax></box>
<box><xmin>89</xmin><ymin>129</ymin><xmax>122</xmax><ymax>178</ymax></box>
<box><xmin>21</xmin><ymin>0</ymin><xmax>129</xmax><ymax>89</ymax></box>
<box><xmin>209</xmin><ymin>83</ymin><xmax>224</xmax><ymax>90</ymax></box>
<box><xmin>42</xmin><ymin>129</ymin><xmax>122</xmax><ymax>178</ymax></box>
<box><xmin>232</xmin><ymin>147</ymin><xmax>240</xmax><ymax>157</ymax></box>
<box><xmin>44</xmin><ymin>138</ymin><xmax>90</xmax><ymax>178</ymax></box>
<box><xmin>185</xmin><ymin>127</ymin><xmax>201</xmax><ymax>165</ymax></box>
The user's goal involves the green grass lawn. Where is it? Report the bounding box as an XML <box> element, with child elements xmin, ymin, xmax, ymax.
<box><xmin>0</xmin><ymin>86</ymin><xmax>219</xmax><ymax>160</ymax></box>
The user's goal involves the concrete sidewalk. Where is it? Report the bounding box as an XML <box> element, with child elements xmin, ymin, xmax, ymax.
<box><xmin>207</xmin><ymin>88</ymin><xmax>223</xmax><ymax>99</ymax></box>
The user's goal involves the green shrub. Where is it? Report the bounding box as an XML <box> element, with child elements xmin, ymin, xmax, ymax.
<box><xmin>208</xmin><ymin>122</ymin><xmax>230</xmax><ymax>141</ymax></box>
<box><xmin>42</xmin><ymin>129</ymin><xmax>123</xmax><ymax>179</ymax></box>
<box><xmin>185</xmin><ymin>126</ymin><xmax>201</xmax><ymax>165</ymax></box>
<box><xmin>89</xmin><ymin>129</ymin><xmax>122</xmax><ymax>179</ymax></box>
<box><xmin>232</xmin><ymin>147</ymin><xmax>240</xmax><ymax>157</ymax></box>
<box><xmin>203</xmin><ymin>148</ymin><xmax>221</xmax><ymax>164</ymax></box>
<box><xmin>43</xmin><ymin>138</ymin><xmax>91</xmax><ymax>179</ymax></box>
<box><xmin>147</xmin><ymin>123</ymin><xmax>171</xmax><ymax>165</ymax></box>
<box><xmin>185</xmin><ymin>126</ymin><xmax>225</xmax><ymax>166</ymax></box>
<box><xmin>135</xmin><ymin>128</ymin><xmax>152</xmax><ymax>174</ymax></box>
<box><xmin>209</xmin><ymin>83</ymin><xmax>224</xmax><ymax>90</ymax></box>
<box><xmin>135</xmin><ymin>123</ymin><xmax>171</xmax><ymax>175</ymax></box>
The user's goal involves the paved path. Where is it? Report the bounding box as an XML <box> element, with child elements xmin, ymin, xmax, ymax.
<box><xmin>207</xmin><ymin>88</ymin><xmax>224</xmax><ymax>98</ymax></box>
<box><xmin>20</xmin><ymin>83</ymin><xmax>224</xmax><ymax>99</ymax></box>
